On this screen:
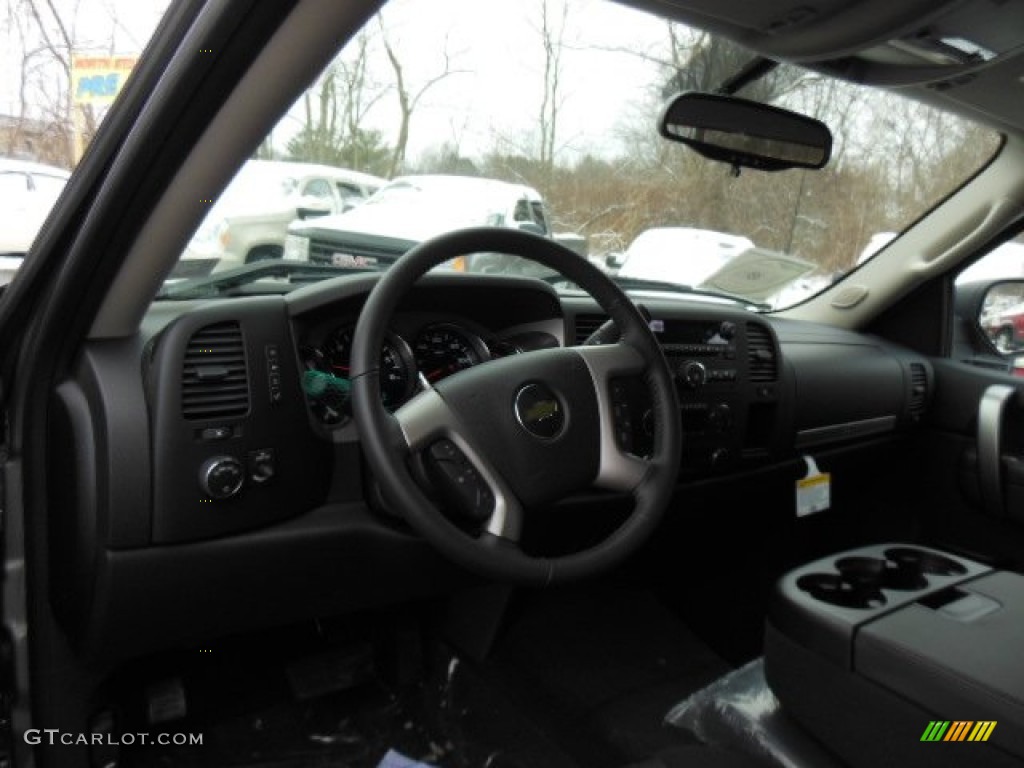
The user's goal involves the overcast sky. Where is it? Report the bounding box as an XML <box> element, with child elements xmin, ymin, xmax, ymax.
<box><xmin>268</xmin><ymin>0</ymin><xmax>674</xmax><ymax>164</ymax></box>
<box><xmin>1</xmin><ymin>0</ymin><xmax>678</xmax><ymax>166</ymax></box>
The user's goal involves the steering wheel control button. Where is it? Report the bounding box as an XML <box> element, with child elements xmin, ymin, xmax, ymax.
<box><xmin>514</xmin><ymin>383</ymin><xmax>565</xmax><ymax>440</ymax></box>
<box><xmin>609</xmin><ymin>377</ymin><xmax>653</xmax><ymax>456</ymax></box>
<box><xmin>426</xmin><ymin>440</ymin><xmax>493</xmax><ymax>522</ymax></box>
<box><xmin>200</xmin><ymin>456</ymin><xmax>245</xmax><ymax>500</ymax></box>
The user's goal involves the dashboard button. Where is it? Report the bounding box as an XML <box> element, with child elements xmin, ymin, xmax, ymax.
<box><xmin>200</xmin><ymin>426</ymin><xmax>232</xmax><ymax>441</ymax></box>
<box><xmin>426</xmin><ymin>440</ymin><xmax>494</xmax><ymax>522</ymax></box>
<box><xmin>200</xmin><ymin>456</ymin><xmax>244</xmax><ymax>499</ymax></box>
<box><xmin>679</xmin><ymin>361</ymin><xmax>707</xmax><ymax>390</ymax></box>
<box><xmin>249</xmin><ymin>449</ymin><xmax>276</xmax><ymax>484</ymax></box>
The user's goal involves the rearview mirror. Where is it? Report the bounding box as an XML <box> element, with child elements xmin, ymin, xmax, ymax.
<box><xmin>659</xmin><ymin>92</ymin><xmax>832</xmax><ymax>171</ymax></box>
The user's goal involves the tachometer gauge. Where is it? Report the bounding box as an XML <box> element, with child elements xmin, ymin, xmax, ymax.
<box><xmin>325</xmin><ymin>326</ymin><xmax>416</xmax><ymax>410</ymax></box>
<box><xmin>413</xmin><ymin>324</ymin><xmax>491</xmax><ymax>383</ymax></box>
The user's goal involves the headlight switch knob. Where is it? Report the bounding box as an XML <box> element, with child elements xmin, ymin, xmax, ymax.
<box><xmin>200</xmin><ymin>456</ymin><xmax>245</xmax><ymax>500</ymax></box>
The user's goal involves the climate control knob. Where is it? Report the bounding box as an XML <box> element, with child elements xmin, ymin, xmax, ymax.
<box><xmin>679</xmin><ymin>361</ymin><xmax>707</xmax><ymax>390</ymax></box>
<box><xmin>200</xmin><ymin>456</ymin><xmax>244</xmax><ymax>500</ymax></box>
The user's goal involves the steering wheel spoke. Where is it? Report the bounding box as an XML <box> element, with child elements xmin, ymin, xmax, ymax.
<box><xmin>394</xmin><ymin>389</ymin><xmax>524</xmax><ymax>542</ymax></box>
<box><xmin>575</xmin><ymin>343</ymin><xmax>653</xmax><ymax>491</ymax></box>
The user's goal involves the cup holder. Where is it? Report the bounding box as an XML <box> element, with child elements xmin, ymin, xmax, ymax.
<box><xmin>797</xmin><ymin>572</ymin><xmax>887</xmax><ymax>609</ymax></box>
<box><xmin>836</xmin><ymin>555</ymin><xmax>928</xmax><ymax>592</ymax></box>
<box><xmin>835</xmin><ymin>556</ymin><xmax>885</xmax><ymax>588</ymax></box>
<box><xmin>795</xmin><ymin>547</ymin><xmax>969</xmax><ymax>609</ymax></box>
<box><xmin>884</xmin><ymin>547</ymin><xmax>967</xmax><ymax>577</ymax></box>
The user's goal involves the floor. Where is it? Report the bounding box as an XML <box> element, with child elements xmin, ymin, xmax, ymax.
<box><xmin>112</xmin><ymin>586</ymin><xmax>741</xmax><ymax>768</ymax></box>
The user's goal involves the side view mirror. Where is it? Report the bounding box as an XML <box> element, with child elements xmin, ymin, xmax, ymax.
<box><xmin>296</xmin><ymin>196</ymin><xmax>333</xmax><ymax>220</ymax></box>
<box><xmin>605</xmin><ymin>252</ymin><xmax>625</xmax><ymax>270</ymax></box>
<box><xmin>659</xmin><ymin>92</ymin><xmax>832</xmax><ymax>171</ymax></box>
<box><xmin>955</xmin><ymin>279</ymin><xmax>1024</xmax><ymax>378</ymax></box>
<box><xmin>978</xmin><ymin>281</ymin><xmax>1024</xmax><ymax>355</ymax></box>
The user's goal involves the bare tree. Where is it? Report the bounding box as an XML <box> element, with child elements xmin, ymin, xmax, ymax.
<box><xmin>536</xmin><ymin>0</ymin><xmax>568</xmax><ymax>179</ymax></box>
<box><xmin>286</xmin><ymin>32</ymin><xmax>392</xmax><ymax>174</ymax></box>
<box><xmin>338</xmin><ymin>32</ymin><xmax>389</xmax><ymax>163</ymax></box>
<box><xmin>378</xmin><ymin>17</ymin><xmax>464</xmax><ymax>178</ymax></box>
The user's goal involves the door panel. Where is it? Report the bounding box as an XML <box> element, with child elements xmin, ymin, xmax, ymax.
<box><xmin>916</xmin><ymin>358</ymin><xmax>1024</xmax><ymax>566</ymax></box>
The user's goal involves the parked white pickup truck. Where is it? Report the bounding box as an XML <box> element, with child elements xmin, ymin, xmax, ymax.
<box><xmin>181</xmin><ymin>159</ymin><xmax>385</xmax><ymax>276</ymax></box>
<box><xmin>284</xmin><ymin>174</ymin><xmax>572</xmax><ymax>276</ymax></box>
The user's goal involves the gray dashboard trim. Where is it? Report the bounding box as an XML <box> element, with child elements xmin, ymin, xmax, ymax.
<box><xmin>795</xmin><ymin>415</ymin><xmax>898</xmax><ymax>448</ymax></box>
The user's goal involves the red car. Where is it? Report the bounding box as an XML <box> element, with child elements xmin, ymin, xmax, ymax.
<box><xmin>983</xmin><ymin>301</ymin><xmax>1024</xmax><ymax>352</ymax></box>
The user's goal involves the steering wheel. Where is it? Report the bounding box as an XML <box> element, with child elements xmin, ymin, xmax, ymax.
<box><xmin>351</xmin><ymin>227</ymin><xmax>681</xmax><ymax>585</ymax></box>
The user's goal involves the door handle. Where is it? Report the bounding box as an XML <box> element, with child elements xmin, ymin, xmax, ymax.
<box><xmin>977</xmin><ymin>384</ymin><xmax>1016</xmax><ymax>517</ymax></box>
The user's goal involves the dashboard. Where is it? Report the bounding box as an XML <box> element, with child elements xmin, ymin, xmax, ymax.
<box><xmin>48</xmin><ymin>272</ymin><xmax>934</xmax><ymax>661</ymax></box>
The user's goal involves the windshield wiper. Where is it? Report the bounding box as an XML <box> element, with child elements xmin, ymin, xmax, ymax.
<box><xmin>156</xmin><ymin>261</ymin><xmax>376</xmax><ymax>300</ymax></box>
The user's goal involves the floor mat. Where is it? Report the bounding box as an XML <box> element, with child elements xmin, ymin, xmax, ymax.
<box><xmin>113</xmin><ymin>618</ymin><xmax>450</xmax><ymax>768</ymax></box>
<box><xmin>479</xmin><ymin>587</ymin><xmax>733</xmax><ymax>767</ymax></box>
<box><xmin>120</xmin><ymin>678</ymin><xmax>448</xmax><ymax>767</ymax></box>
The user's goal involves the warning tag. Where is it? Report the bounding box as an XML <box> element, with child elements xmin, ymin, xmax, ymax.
<box><xmin>796</xmin><ymin>456</ymin><xmax>831</xmax><ymax>517</ymax></box>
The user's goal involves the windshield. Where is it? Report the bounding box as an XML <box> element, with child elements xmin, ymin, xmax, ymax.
<box><xmin>214</xmin><ymin>164</ymin><xmax>302</xmax><ymax>213</ymax></box>
<box><xmin>162</xmin><ymin>0</ymin><xmax>999</xmax><ymax>308</ymax></box>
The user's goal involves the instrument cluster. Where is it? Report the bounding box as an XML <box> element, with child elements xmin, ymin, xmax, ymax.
<box><xmin>298</xmin><ymin>320</ymin><xmax>523</xmax><ymax>426</ymax></box>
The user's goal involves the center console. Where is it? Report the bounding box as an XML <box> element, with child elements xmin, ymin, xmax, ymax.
<box><xmin>765</xmin><ymin>543</ymin><xmax>1024</xmax><ymax>768</ymax></box>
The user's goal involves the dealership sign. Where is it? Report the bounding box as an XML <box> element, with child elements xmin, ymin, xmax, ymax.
<box><xmin>71</xmin><ymin>56</ymin><xmax>138</xmax><ymax>105</ymax></box>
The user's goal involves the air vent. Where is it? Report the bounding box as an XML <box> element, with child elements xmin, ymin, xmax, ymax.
<box><xmin>908</xmin><ymin>363</ymin><xmax>928</xmax><ymax>419</ymax></box>
<box><xmin>746</xmin><ymin>323</ymin><xmax>777</xmax><ymax>382</ymax></box>
<box><xmin>574</xmin><ymin>313</ymin><xmax>609</xmax><ymax>345</ymax></box>
<box><xmin>181</xmin><ymin>322</ymin><xmax>250</xmax><ymax>420</ymax></box>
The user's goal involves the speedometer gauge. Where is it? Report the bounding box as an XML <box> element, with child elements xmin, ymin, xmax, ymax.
<box><xmin>413</xmin><ymin>324</ymin><xmax>491</xmax><ymax>383</ymax></box>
